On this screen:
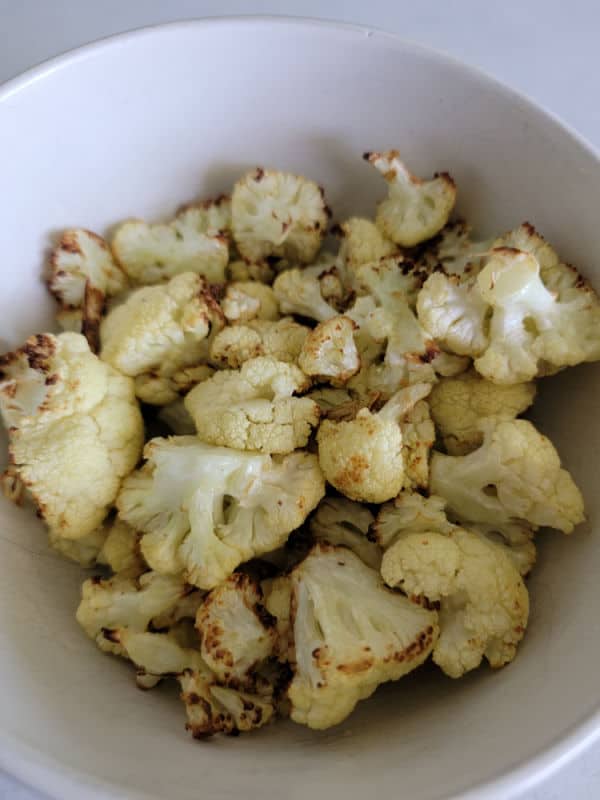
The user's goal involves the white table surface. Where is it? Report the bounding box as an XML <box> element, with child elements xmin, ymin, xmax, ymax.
<box><xmin>1</xmin><ymin>1</ymin><xmax>599</xmax><ymax>798</ymax></box>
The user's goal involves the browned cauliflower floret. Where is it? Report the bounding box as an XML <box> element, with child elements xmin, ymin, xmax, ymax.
<box><xmin>221</xmin><ymin>281</ymin><xmax>280</xmax><ymax>323</ymax></box>
<box><xmin>209</xmin><ymin>318</ymin><xmax>309</xmax><ymax>369</ymax></box>
<box><xmin>195</xmin><ymin>572</ymin><xmax>277</xmax><ymax>687</ymax></box>
<box><xmin>288</xmin><ymin>544</ymin><xmax>439</xmax><ymax>729</ymax></box>
<box><xmin>317</xmin><ymin>383</ymin><xmax>431</xmax><ymax>502</ymax></box>
<box><xmin>231</xmin><ymin>168</ymin><xmax>329</xmax><ymax>263</ymax></box>
<box><xmin>298</xmin><ymin>316</ymin><xmax>360</xmax><ymax>384</ymax></box>
<box><xmin>365</xmin><ymin>151</ymin><xmax>456</xmax><ymax>246</ymax></box>
<box><xmin>49</xmin><ymin>229</ymin><xmax>128</xmax><ymax>351</ymax></box>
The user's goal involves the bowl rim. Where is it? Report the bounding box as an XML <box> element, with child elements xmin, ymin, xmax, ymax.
<box><xmin>1</xmin><ymin>14</ymin><xmax>600</xmax><ymax>800</ymax></box>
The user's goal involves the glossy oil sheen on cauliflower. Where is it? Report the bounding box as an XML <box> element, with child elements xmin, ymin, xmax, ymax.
<box><xmin>288</xmin><ymin>544</ymin><xmax>439</xmax><ymax>729</ymax></box>
<box><xmin>117</xmin><ymin>436</ymin><xmax>325</xmax><ymax>589</ymax></box>
<box><xmin>184</xmin><ymin>356</ymin><xmax>319</xmax><ymax>453</ymax></box>
<box><xmin>0</xmin><ymin>332</ymin><xmax>143</xmax><ymax>541</ymax></box>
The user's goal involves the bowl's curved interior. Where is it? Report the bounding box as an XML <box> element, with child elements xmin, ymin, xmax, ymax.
<box><xmin>1</xmin><ymin>18</ymin><xmax>600</xmax><ymax>800</ymax></box>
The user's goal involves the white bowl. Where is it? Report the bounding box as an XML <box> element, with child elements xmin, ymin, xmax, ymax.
<box><xmin>1</xmin><ymin>17</ymin><xmax>600</xmax><ymax>800</ymax></box>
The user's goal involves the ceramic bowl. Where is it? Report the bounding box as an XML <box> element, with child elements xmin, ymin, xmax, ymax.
<box><xmin>1</xmin><ymin>17</ymin><xmax>600</xmax><ymax>800</ymax></box>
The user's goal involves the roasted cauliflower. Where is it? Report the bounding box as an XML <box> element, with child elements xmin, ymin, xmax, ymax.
<box><xmin>117</xmin><ymin>436</ymin><xmax>325</xmax><ymax>589</ymax></box>
<box><xmin>184</xmin><ymin>356</ymin><xmax>319</xmax><ymax>453</ymax></box>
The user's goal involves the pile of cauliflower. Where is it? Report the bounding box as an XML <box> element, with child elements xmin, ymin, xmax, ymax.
<box><xmin>0</xmin><ymin>152</ymin><xmax>594</xmax><ymax>736</ymax></box>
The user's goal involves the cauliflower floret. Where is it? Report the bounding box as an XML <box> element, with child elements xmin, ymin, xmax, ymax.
<box><xmin>345</xmin><ymin>260</ymin><xmax>438</xmax><ymax>397</ymax></box>
<box><xmin>196</xmin><ymin>572</ymin><xmax>277</xmax><ymax>687</ymax></box>
<box><xmin>430</xmin><ymin>418</ymin><xmax>584</xmax><ymax>533</ymax></box>
<box><xmin>473</xmin><ymin>248</ymin><xmax>600</xmax><ymax>382</ymax></box>
<box><xmin>419</xmin><ymin>221</ymin><xmax>493</xmax><ymax>278</ymax></box>
<box><xmin>365</xmin><ymin>151</ymin><xmax>456</xmax><ymax>246</ymax></box>
<box><xmin>429</xmin><ymin>370</ymin><xmax>536</xmax><ymax>454</ymax></box>
<box><xmin>157</xmin><ymin>398</ymin><xmax>196</xmax><ymax>435</ymax></box>
<box><xmin>111</xmin><ymin>208</ymin><xmax>228</xmax><ymax>285</ymax></box>
<box><xmin>381</xmin><ymin>527</ymin><xmax>529</xmax><ymax>678</ymax></box>
<box><xmin>100</xmin><ymin>272</ymin><xmax>224</xmax><ymax>391</ymax></box>
<box><xmin>420</xmin><ymin>245</ymin><xmax>600</xmax><ymax>383</ymax></box>
<box><xmin>177</xmin><ymin>195</ymin><xmax>232</xmax><ymax>238</ymax></box>
<box><xmin>135</xmin><ymin>364</ymin><xmax>214</xmax><ymax>407</ymax></box>
<box><xmin>209</xmin><ymin>317</ymin><xmax>309</xmax><ymax>369</ymax></box>
<box><xmin>179</xmin><ymin>668</ymin><xmax>275</xmax><ymax>737</ymax></box>
<box><xmin>309</xmin><ymin>496</ymin><xmax>381</xmax><ymax>569</ymax></box>
<box><xmin>272</xmin><ymin>267</ymin><xmax>339</xmax><ymax>322</ymax></box>
<box><xmin>185</xmin><ymin>356</ymin><xmax>319</xmax><ymax>454</ymax></box>
<box><xmin>288</xmin><ymin>544</ymin><xmax>438</xmax><ymax>729</ymax></box>
<box><xmin>430</xmin><ymin>350</ymin><xmax>472</xmax><ymax>378</ymax></box>
<box><xmin>374</xmin><ymin>491</ymin><xmax>535</xmax><ymax>576</ymax></box>
<box><xmin>97</xmin><ymin>518</ymin><xmax>145</xmax><ymax>576</ymax></box>
<box><xmin>0</xmin><ymin>333</ymin><xmax>143</xmax><ymax>541</ymax></box>
<box><xmin>336</xmin><ymin>217</ymin><xmax>397</xmax><ymax>283</ymax></box>
<box><xmin>399</xmin><ymin>399</ymin><xmax>436</xmax><ymax>490</ymax></box>
<box><xmin>231</xmin><ymin>168</ymin><xmax>328</xmax><ymax>263</ymax></box>
<box><xmin>373</xmin><ymin>491</ymin><xmax>454</xmax><ymax>548</ymax></box>
<box><xmin>298</xmin><ymin>316</ymin><xmax>360</xmax><ymax>384</ymax></box>
<box><xmin>117</xmin><ymin>437</ymin><xmax>325</xmax><ymax>589</ymax></box>
<box><xmin>467</xmin><ymin>521</ymin><xmax>537</xmax><ymax>577</ymax></box>
<box><xmin>417</xmin><ymin>271</ymin><xmax>491</xmax><ymax>357</ymax></box>
<box><xmin>113</xmin><ymin>627</ymin><xmax>205</xmax><ymax>678</ymax></box>
<box><xmin>262</xmin><ymin>575</ymin><xmax>293</xmax><ymax>662</ymax></box>
<box><xmin>317</xmin><ymin>383</ymin><xmax>431</xmax><ymax>503</ymax></box>
<box><xmin>48</xmin><ymin>229</ymin><xmax>128</xmax><ymax>351</ymax></box>
<box><xmin>221</xmin><ymin>281</ymin><xmax>280</xmax><ymax>323</ymax></box>
<box><xmin>76</xmin><ymin>570</ymin><xmax>188</xmax><ymax>653</ymax></box>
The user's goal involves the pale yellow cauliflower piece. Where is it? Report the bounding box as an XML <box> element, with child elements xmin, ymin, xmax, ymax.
<box><xmin>100</xmin><ymin>272</ymin><xmax>223</xmax><ymax>394</ymax></box>
<box><xmin>419</xmin><ymin>243</ymin><xmax>600</xmax><ymax>383</ymax></box>
<box><xmin>429</xmin><ymin>370</ymin><xmax>536</xmax><ymax>454</ymax></box>
<box><xmin>419</xmin><ymin>220</ymin><xmax>493</xmax><ymax>277</ymax></box>
<box><xmin>209</xmin><ymin>317</ymin><xmax>309</xmax><ymax>369</ymax></box>
<box><xmin>336</xmin><ymin>217</ymin><xmax>397</xmax><ymax>285</ymax></box>
<box><xmin>430</xmin><ymin>418</ymin><xmax>584</xmax><ymax>533</ymax></box>
<box><xmin>48</xmin><ymin>525</ymin><xmax>109</xmax><ymax>567</ymax></box>
<box><xmin>317</xmin><ymin>383</ymin><xmax>431</xmax><ymax>503</ymax></box>
<box><xmin>231</xmin><ymin>168</ymin><xmax>328</xmax><ymax>263</ymax></box>
<box><xmin>179</xmin><ymin>668</ymin><xmax>275</xmax><ymax>737</ymax></box>
<box><xmin>49</xmin><ymin>229</ymin><xmax>128</xmax><ymax>351</ymax></box>
<box><xmin>365</xmin><ymin>151</ymin><xmax>456</xmax><ymax>246</ymax></box>
<box><xmin>399</xmin><ymin>399</ymin><xmax>436</xmax><ymax>490</ymax></box>
<box><xmin>76</xmin><ymin>570</ymin><xmax>188</xmax><ymax>654</ymax></box>
<box><xmin>289</xmin><ymin>544</ymin><xmax>438</xmax><ymax>729</ymax></box>
<box><xmin>117</xmin><ymin>437</ymin><xmax>325</xmax><ymax>589</ymax></box>
<box><xmin>381</xmin><ymin>527</ymin><xmax>529</xmax><ymax>678</ymax></box>
<box><xmin>272</xmin><ymin>267</ymin><xmax>340</xmax><ymax>322</ymax></box>
<box><xmin>374</xmin><ymin>491</ymin><xmax>535</xmax><ymax>577</ymax></box>
<box><xmin>196</xmin><ymin>572</ymin><xmax>277</xmax><ymax>687</ymax></box>
<box><xmin>111</xmin><ymin>206</ymin><xmax>228</xmax><ymax>285</ymax></box>
<box><xmin>97</xmin><ymin>518</ymin><xmax>145</xmax><ymax>576</ymax></box>
<box><xmin>309</xmin><ymin>496</ymin><xmax>381</xmax><ymax>569</ymax></box>
<box><xmin>221</xmin><ymin>281</ymin><xmax>279</xmax><ymax>323</ymax></box>
<box><xmin>227</xmin><ymin>258</ymin><xmax>275</xmax><ymax>284</ymax></box>
<box><xmin>298</xmin><ymin>316</ymin><xmax>360</xmax><ymax>384</ymax></box>
<box><xmin>0</xmin><ymin>332</ymin><xmax>143</xmax><ymax>541</ymax></box>
<box><xmin>184</xmin><ymin>356</ymin><xmax>319</xmax><ymax>454</ymax></box>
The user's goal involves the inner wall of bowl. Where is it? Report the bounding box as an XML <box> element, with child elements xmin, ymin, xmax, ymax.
<box><xmin>2</xmin><ymin>20</ymin><xmax>600</xmax><ymax>800</ymax></box>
